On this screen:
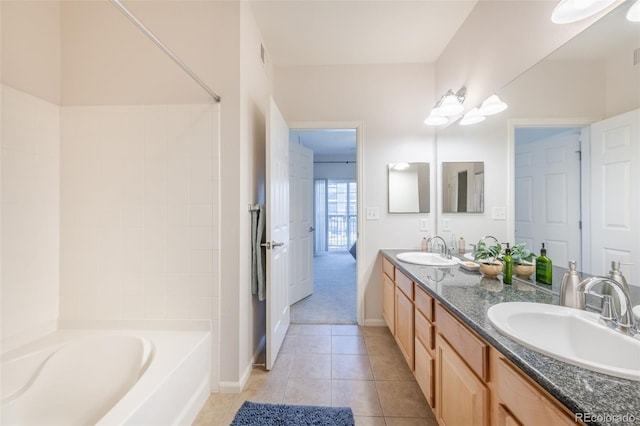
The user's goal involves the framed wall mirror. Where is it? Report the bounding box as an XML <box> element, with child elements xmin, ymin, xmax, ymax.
<box><xmin>442</xmin><ymin>162</ymin><xmax>484</xmax><ymax>213</ymax></box>
<box><xmin>388</xmin><ymin>162</ymin><xmax>430</xmax><ymax>213</ymax></box>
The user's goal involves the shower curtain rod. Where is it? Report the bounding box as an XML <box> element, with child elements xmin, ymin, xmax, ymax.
<box><xmin>109</xmin><ymin>0</ymin><xmax>221</xmax><ymax>103</ymax></box>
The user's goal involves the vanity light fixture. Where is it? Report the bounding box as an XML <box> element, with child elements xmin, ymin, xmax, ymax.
<box><xmin>459</xmin><ymin>108</ymin><xmax>486</xmax><ymax>126</ymax></box>
<box><xmin>424</xmin><ymin>87</ymin><xmax>466</xmax><ymax>126</ymax></box>
<box><xmin>390</xmin><ymin>163</ymin><xmax>411</xmax><ymax>171</ymax></box>
<box><xmin>627</xmin><ymin>0</ymin><xmax>640</xmax><ymax>22</ymax></box>
<box><xmin>478</xmin><ymin>94</ymin><xmax>508</xmax><ymax>116</ymax></box>
<box><xmin>551</xmin><ymin>0</ymin><xmax>618</xmax><ymax>24</ymax></box>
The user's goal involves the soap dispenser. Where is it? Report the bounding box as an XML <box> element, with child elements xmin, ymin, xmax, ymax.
<box><xmin>604</xmin><ymin>261</ymin><xmax>630</xmax><ymax>314</ymax></box>
<box><xmin>535</xmin><ymin>243</ymin><xmax>552</xmax><ymax>285</ymax></box>
<box><xmin>560</xmin><ymin>260</ymin><xmax>581</xmax><ymax>308</ymax></box>
<box><xmin>502</xmin><ymin>243</ymin><xmax>513</xmax><ymax>285</ymax></box>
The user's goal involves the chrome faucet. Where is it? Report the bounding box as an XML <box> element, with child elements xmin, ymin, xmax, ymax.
<box><xmin>576</xmin><ymin>277</ymin><xmax>638</xmax><ymax>338</ymax></box>
<box><xmin>426</xmin><ymin>236</ymin><xmax>450</xmax><ymax>259</ymax></box>
<box><xmin>479</xmin><ymin>235</ymin><xmax>499</xmax><ymax>246</ymax></box>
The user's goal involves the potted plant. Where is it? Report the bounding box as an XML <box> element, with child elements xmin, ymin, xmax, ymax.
<box><xmin>473</xmin><ymin>241</ymin><xmax>503</xmax><ymax>278</ymax></box>
<box><xmin>510</xmin><ymin>243</ymin><xmax>535</xmax><ymax>279</ymax></box>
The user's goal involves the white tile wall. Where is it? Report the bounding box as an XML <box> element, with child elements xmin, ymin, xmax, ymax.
<box><xmin>1</xmin><ymin>86</ymin><xmax>61</xmax><ymax>347</ymax></box>
<box><xmin>60</xmin><ymin>104</ymin><xmax>220</xmax><ymax>325</ymax></box>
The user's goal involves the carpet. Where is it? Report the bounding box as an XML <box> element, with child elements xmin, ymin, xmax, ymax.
<box><xmin>230</xmin><ymin>401</ymin><xmax>355</xmax><ymax>426</ymax></box>
<box><xmin>290</xmin><ymin>253</ymin><xmax>356</xmax><ymax>324</ymax></box>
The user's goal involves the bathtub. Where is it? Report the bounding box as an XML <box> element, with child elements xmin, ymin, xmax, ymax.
<box><xmin>1</xmin><ymin>327</ymin><xmax>210</xmax><ymax>425</ymax></box>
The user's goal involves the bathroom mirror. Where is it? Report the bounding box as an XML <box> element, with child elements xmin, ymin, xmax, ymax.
<box><xmin>435</xmin><ymin>2</ymin><xmax>640</xmax><ymax>288</ymax></box>
<box><xmin>442</xmin><ymin>162</ymin><xmax>484</xmax><ymax>213</ymax></box>
<box><xmin>388</xmin><ymin>162</ymin><xmax>430</xmax><ymax>213</ymax></box>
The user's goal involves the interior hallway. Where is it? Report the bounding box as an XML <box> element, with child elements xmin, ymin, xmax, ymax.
<box><xmin>193</xmin><ymin>324</ymin><xmax>437</xmax><ymax>425</ymax></box>
<box><xmin>290</xmin><ymin>253</ymin><xmax>357</xmax><ymax>324</ymax></box>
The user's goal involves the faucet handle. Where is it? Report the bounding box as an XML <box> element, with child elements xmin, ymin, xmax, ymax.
<box><xmin>600</xmin><ymin>295</ymin><xmax>617</xmax><ymax>328</ymax></box>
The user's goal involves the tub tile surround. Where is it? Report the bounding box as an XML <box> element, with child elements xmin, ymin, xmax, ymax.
<box><xmin>381</xmin><ymin>249</ymin><xmax>640</xmax><ymax>426</ymax></box>
<box><xmin>1</xmin><ymin>86</ymin><xmax>61</xmax><ymax>350</ymax></box>
<box><xmin>193</xmin><ymin>324</ymin><xmax>439</xmax><ymax>426</ymax></box>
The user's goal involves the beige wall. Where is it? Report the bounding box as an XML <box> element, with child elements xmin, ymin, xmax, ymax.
<box><xmin>274</xmin><ymin>63</ymin><xmax>436</xmax><ymax>324</ymax></box>
<box><xmin>1</xmin><ymin>1</ymin><xmax>61</xmax><ymax>103</ymax></box>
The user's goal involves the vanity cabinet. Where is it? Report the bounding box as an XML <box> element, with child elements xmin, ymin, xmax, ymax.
<box><xmin>492</xmin><ymin>350</ymin><xmax>579</xmax><ymax>426</ymax></box>
<box><xmin>382</xmin><ymin>273</ymin><xmax>395</xmax><ymax>334</ymax></box>
<box><xmin>395</xmin><ymin>270</ymin><xmax>415</xmax><ymax>369</ymax></box>
<box><xmin>414</xmin><ymin>285</ymin><xmax>435</xmax><ymax>408</ymax></box>
<box><xmin>435</xmin><ymin>302</ymin><xmax>489</xmax><ymax>426</ymax></box>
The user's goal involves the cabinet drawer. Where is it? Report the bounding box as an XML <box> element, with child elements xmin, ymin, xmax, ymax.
<box><xmin>415</xmin><ymin>308</ymin><xmax>434</xmax><ymax>352</ymax></box>
<box><xmin>496</xmin><ymin>357</ymin><xmax>577</xmax><ymax>426</ymax></box>
<box><xmin>435</xmin><ymin>303</ymin><xmax>488</xmax><ymax>381</ymax></box>
<box><xmin>414</xmin><ymin>285</ymin><xmax>434</xmax><ymax>321</ymax></box>
<box><xmin>415</xmin><ymin>337</ymin><xmax>435</xmax><ymax>409</ymax></box>
<box><xmin>382</xmin><ymin>256</ymin><xmax>395</xmax><ymax>280</ymax></box>
<box><xmin>395</xmin><ymin>269</ymin><xmax>413</xmax><ymax>299</ymax></box>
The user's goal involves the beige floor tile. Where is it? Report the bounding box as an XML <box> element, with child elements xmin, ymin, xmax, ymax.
<box><xmin>385</xmin><ymin>416</ymin><xmax>439</xmax><ymax>426</ymax></box>
<box><xmin>376</xmin><ymin>380</ymin><xmax>430</xmax><ymax>418</ymax></box>
<box><xmin>332</xmin><ymin>335</ymin><xmax>368</xmax><ymax>354</ymax></box>
<box><xmin>299</xmin><ymin>324</ymin><xmax>333</xmax><ymax>335</ymax></box>
<box><xmin>280</xmin><ymin>334</ymin><xmax>298</xmax><ymax>354</ymax></box>
<box><xmin>369</xmin><ymin>352</ymin><xmax>415</xmax><ymax>381</ymax></box>
<box><xmin>287</xmin><ymin>324</ymin><xmax>302</xmax><ymax>335</ymax></box>
<box><xmin>283</xmin><ymin>378</ymin><xmax>332</xmax><ymax>406</ymax></box>
<box><xmin>363</xmin><ymin>333</ymin><xmax>399</xmax><ymax>355</ymax></box>
<box><xmin>295</xmin><ymin>334</ymin><xmax>332</xmax><ymax>354</ymax></box>
<box><xmin>289</xmin><ymin>353</ymin><xmax>332</xmax><ymax>379</ymax></box>
<box><xmin>267</xmin><ymin>352</ymin><xmax>293</xmax><ymax>377</ymax></box>
<box><xmin>332</xmin><ymin>324</ymin><xmax>362</xmax><ymax>336</ymax></box>
<box><xmin>332</xmin><ymin>354</ymin><xmax>374</xmax><ymax>380</ymax></box>
<box><xmin>361</xmin><ymin>325</ymin><xmax>393</xmax><ymax>337</ymax></box>
<box><xmin>332</xmin><ymin>379</ymin><xmax>383</xmax><ymax>417</ymax></box>
<box><xmin>355</xmin><ymin>416</ymin><xmax>387</xmax><ymax>426</ymax></box>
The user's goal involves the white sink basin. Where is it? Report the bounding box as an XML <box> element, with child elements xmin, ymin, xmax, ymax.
<box><xmin>396</xmin><ymin>252</ymin><xmax>459</xmax><ymax>267</ymax></box>
<box><xmin>463</xmin><ymin>253</ymin><xmax>475</xmax><ymax>261</ymax></box>
<box><xmin>487</xmin><ymin>302</ymin><xmax>640</xmax><ymax>381</ymax></box>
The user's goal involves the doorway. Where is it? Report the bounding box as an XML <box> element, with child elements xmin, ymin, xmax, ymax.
<box><xmin>288</xmin><ymin>128</ymin><xmax>359</xmax><ymax>324</ymax></box>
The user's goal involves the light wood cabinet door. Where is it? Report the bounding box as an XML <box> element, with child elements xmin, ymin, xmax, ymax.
<box><xmin>436</xmin><ymin>335</ymin><xmax>488</xmax><ymax>426</ymax></box>
<box><xmin>415</xmin><ymin>337</ymin><xmax>435</xmax><ymax>409</ymax></box>
<box><xmin>395</xmin><ymin>286</ymin><xmax>415</xmax><ymax>369</ymax></box>
<box><xmin>497</xmin><ymin>404</ymin><xmax>523</xmax><ymax>426</ymax></box>
<box><xmin>382</xmin><ymin>274</ymin><xmax>395</xmax><ymax>334</ymax></box>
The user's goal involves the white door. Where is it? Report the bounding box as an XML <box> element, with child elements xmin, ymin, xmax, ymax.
<box><xmin>589</xmin><ymin>109</ymin><xmax>640</xmax><ymax>284</ymax></box>
<box><xmin>515</xmin><ymin>130</ymin><xmax>582</xmax><ymax>267</ymax></box>
<box><xmin>266</xmin><ymin>97</ymin><xmax>290</xmax><ymax>370</ymax></box>
<box><xmin>289</xmin><ymin>142</ymin><xmax>314</xmax><ymax>304</ymax></box>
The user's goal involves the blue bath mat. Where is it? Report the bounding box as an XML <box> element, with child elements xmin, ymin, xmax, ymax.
<box><xmin>230</xmin><ymin>401</ymin><xmax>355</xmax><ymax>425</ymax></box>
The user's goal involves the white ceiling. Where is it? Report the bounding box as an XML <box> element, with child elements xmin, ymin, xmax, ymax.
<box><xmin>249</xmin><ymin>0</ymin><xmax>478</xmax><ymax>67</ymax></box>
<box><xmin>291</xmin><ymin>129</ymin><xmax>357</xmax><ymax>156</ymax></box>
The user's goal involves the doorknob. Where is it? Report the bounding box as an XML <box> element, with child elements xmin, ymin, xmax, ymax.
<box><xmin>309</xmin><ymin>227</ymin><xmax>315</xmax><ymax>232</ymax></box>
<box><xmin>261</xmin><ymin>241</ymin><xmax>285</xmax><ymax>249</ymax></box>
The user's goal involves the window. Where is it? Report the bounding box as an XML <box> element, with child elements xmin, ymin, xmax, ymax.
<box><xmin>314</xmin><ymin>179</ymin><xmax>357</xmax><ymax>252</ymax></box>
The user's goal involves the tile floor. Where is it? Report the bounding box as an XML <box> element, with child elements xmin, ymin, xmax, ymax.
<box><xmin>193</xmin><ymin>324</ymin><xmax>438</xmax><ymax>425</ymax></box>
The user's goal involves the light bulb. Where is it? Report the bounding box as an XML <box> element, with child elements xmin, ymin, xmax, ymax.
<box><xmin>627</xmin><ymin>0</ymin><xmax>640</xmax><ymax>22</ymax></box>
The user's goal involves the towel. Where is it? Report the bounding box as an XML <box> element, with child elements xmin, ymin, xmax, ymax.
<box><xmin>251</xmin><ymin>204</ymin><xmax>266</xmax><ymax>301</ymax></box>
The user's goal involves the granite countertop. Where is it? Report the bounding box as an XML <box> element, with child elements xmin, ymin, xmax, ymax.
<box><xmin>380</xmin><ymin>249</ymin><xmax>640</xmax><ymax>426</ymax></box>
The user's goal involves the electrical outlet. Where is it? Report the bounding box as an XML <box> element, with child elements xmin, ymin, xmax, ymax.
<box><xmin>366</xmin><ymin>207</ymin><xmax>379</xmax><ymax>220</ymax></box>
<box><xmin>442</xmin><ymin>219</ymin><xmax>450</xmax><ymax>231</ymax></box>
<box><xmin>420</xmin><ymin>218</ymin><xmax>429</xmax><ymax>231</ymax></box>
<box><xmin>492</xmin><ymin>206</ymin><xmax>506</xmax><ymax>220</ymax></box>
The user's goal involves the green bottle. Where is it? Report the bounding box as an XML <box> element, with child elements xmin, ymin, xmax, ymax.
<box><xmin>535</xmin><ymin>243</ymin><xmax>552</xmax><ymax>285</ymax></box>
<box><xmin>503</xmin><ymin>243</ymin><xmax>513</xmax><ymax>284</ymax></box>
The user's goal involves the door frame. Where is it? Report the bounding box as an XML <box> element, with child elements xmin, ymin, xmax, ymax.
<box><xmin>507</xmin><ymin>118</ymin><xmax>591</xmax><ymax>267</ymax></box>
<box><xmin>288</xmin><ymin>120</ymin><xmax>364</xmax><ymax>325</ymax></box>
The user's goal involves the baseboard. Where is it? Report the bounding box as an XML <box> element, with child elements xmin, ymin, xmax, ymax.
<box><xmin>219</xmin><ymin>335</ymin><xmax>266</xmax><ymax>394</ymax></box>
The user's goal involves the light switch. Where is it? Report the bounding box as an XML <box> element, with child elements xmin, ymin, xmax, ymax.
<box><xmin>492</xmin><ymin>206</ymin><xmax>506</xmax><ymax>220</ymax></box>
<box><xmin>366</xmin><ymin>207</ymin><xmax>379</xmax><ymax>220</ymax></box>
<box><xmin>420</xmin><ymin>218</ymin><xmax>429</xmax><ymax>231</ymax></box>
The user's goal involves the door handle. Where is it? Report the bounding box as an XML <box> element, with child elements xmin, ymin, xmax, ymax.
<box><xmin>309</xmin><ymin>227</ymin><xmax>315</xmax><ymax>232</ymax></box>
<box><xmin>261</xmin><ymin>241</ymin><xmax>285</xmax><ymax>249</ymax></box>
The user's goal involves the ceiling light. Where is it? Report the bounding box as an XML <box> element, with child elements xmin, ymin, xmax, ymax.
<box><xmin>478</xmin><ymin>95</ymin><xmax>508</xmax><ymax>116</ymax></box>
<box><xmin>627</xmin><ymin>0</ymin><xmax>640</xmax><ymax>21</ymax></box>
<box><xmin>459</xmin><ymin>108</ymin><xmax>486</xmax><ymax>126</ymax></box>
<box><xmin>391</xmin><ymin>163</ymin><xmax>411</xmax><ymax>171</ymax></box>
<box><xmin>424</xmin><ymin>112</ymin><xmax>448</xmax><ymax>126</ymax></box>
<box><xmin>551</xmin><ymin>0</ymin><xmax>617</xmax><ymax>24</ymax></box>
